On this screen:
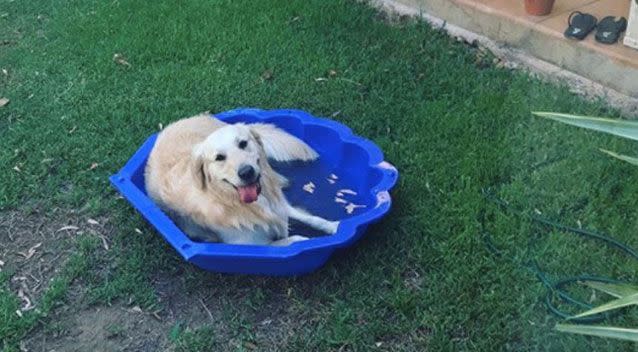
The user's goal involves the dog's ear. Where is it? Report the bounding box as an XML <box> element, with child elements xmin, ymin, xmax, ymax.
<box><xmin>250</xmin><ymin>128</ymin><xmax>264</xmax><ymax>148</ymax></box>
<box><xmin>249</xmin><ymin>124</ymin><xmax>318</xmax><ymax>162</ymax></box>
<box><xmin>191</xmin><ymin>143</ymin><xmax>208</xmax><ymax>190</ymax></box>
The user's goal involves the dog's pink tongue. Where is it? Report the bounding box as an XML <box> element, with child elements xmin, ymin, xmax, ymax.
<box><xmin>238</xmin><ymin>184</ymin><xmax>259</xmax><ymax>203</ymax></box>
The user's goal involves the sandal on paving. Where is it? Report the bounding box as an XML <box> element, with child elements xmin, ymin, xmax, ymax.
<box><xmin>595</xmin><ymin>16</ymin><xmax>627</xmax><ymax>44</ymax></box>
<box><xmin>564</xmin><ymin>11</ymin><xmax>597</xmax><ymax>40</ymax></box>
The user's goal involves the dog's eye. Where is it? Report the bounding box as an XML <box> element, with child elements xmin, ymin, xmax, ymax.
<box><xmin>215</xmin><ymin>154</ymin><xmax>226</xmax><ymax>161</ymax></box>
<box><xmin>238</xmin><ymin>140</ymin><xmax>248</xmax><ymax>150</ymax></box>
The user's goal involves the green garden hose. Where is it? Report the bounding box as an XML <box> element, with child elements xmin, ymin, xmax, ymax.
<box><xmin>480</xmin><ymin>188</ymin><xmax>637</xmax><ymax>324</ymax></box>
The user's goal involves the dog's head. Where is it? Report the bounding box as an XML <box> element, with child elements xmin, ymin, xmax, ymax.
<box><xmin>192</xmin><ymin>122</ymin><xmax>318</xmax><ymax>204</ymax></box>
<box><xmin>192</xmin><ymin>124</ymin><xmax>265</xmax><ymax>203</ymax></box>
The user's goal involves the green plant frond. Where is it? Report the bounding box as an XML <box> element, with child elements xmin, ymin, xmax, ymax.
<box><xmin>533</xmin><ymin>112</ymin><xmax>638</xmax><ymax>142</ymax></box>
<box><xmin>569</xmin><ymin>293</ymin><xmax>638</xmax><ymax>319</ymax></box>
<box><xmin>584</xmin><ymin>281</ymin><xmax>638</xmax><ymax>298</ymax></box>
<box><xmin>556</xmin><ymin>324</ymin><xmax>638</xmax><ymax>342</ymax></box>
<box><xmin>599</xmin><ymin>149</ymin><xmax>638</xmax><ymax>167</ymax></box>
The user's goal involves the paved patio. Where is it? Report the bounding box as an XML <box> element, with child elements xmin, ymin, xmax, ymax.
<box><xmin>380</xmin><ymin>0</ymin><xmax>638</xmax><ymax>104</ymax></box>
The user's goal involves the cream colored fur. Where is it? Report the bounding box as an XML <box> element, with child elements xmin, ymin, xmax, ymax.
<box><xmin>145</xmin><ymin>113</ymin><xmax>339</xmax><ymax>246</ymax></box>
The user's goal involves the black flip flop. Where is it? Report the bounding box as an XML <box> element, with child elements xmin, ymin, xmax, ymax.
<box><xmin>564</xmin><ymin>11</ymin><xmax>597</xmax><ymax>40</ymax></box>
<box><xmin>595</xmin><ymin>16</ymin><xmax>627</xmax><ymax>44</ymax></box>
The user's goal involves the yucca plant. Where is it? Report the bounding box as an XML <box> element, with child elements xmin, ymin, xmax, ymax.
<box><xmin>555</xmin><ymin>281</ymin><xmax>638</xmax><ymax>341</ymax></box>
<box><xmin>533</xmin><ymin>112</ymin><xmax>638</xmax><ymax>341</ymax></box>
<box><xmin>533</xmin><ymin>112</ymin><xmax>638</xmax><ymax>165</ymax></box>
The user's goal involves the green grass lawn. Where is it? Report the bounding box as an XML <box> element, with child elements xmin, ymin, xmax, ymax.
<box><xmin>2</xmin><ymin>0</ymin><xmax>638</xmax><ymax>350</ymax></box>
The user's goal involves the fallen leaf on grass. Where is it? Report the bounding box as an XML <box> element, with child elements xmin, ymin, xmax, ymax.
<box><xmin>18</xmin><ymin>243</ymin><xmax>42</xmax><ymax>260</ymax></box>
<box><xmin>328</xmin><ymin>69</ymin><xmax>337</xmax><ymax>77</ymax></box>
<box><xmin>13</xmin><ymin>166</ymin><xmax>21</xmax><ymax>173</ymax></box>
<box><xmin>314</xmin><ymin>77</ymin><xmax>328</xmax><ymax>82</ymax></box>
<box><xmin>68</xmin><ymin>126</ymin><xmax>77</xmax><ymax>134</ymax></box>
<box><xmin>113</xmin><ymin>53</ymin><xmax>131</xmax><ymax>67</ymax></box>
<box><xmin>244</xmin><ymin>342</ymin><xmax>257</xmax><ymax>350</ymax></box>
<box><xmin>99</xmin><ymin>235</ymin><xmax>109</xmax><ymax>251</ymax></box>
<box><xmin>2</xmin><ymin>68</ymin><xmax>7</xmax><ymax>75</ymax></box>
<box><xmin>15</xmin><ymin>310</ymin><xmax>22</xmax><ymax>318</ymax></box>
<box><xmin>87</xmin><ymin>218</ymin><xmax>99</xmax><ymax>225</ymax></box>
<box><xmin>131</xmin><ymin>306</ymin><xmax>143</xmax><ymax>313</ymax></box>
<box><xmin>338</xmin><ymin>77</ymin><xmax>364</xmax><ymax>86</ymax></box>
<box><xmin>0</xmin><ymin>98</ymin><xmax>9</xmax><ymax>107</ymax></box>
<box><xmin>260</xmin><ymin>69</ymin><xmax>274</xmax><ymax>81</ymax></box>
<box><xmin>88</xmin><ymin>162</ymin><xmax>99</xmax><ymax>171</ymax></box>
<box><xmin>134</xmin><ymin>228</ymin><xmax>143</xmax><ymax>234</ymax></box>
<box><xmin>56</xmin><ymin>225</ymin><xmax>79</xmax><ymax>232</ymax></box>
<box><xmin>151</xmin><ymin>310</ymin><xmax>162</xmax><ymax>321</ymax></box>
<box><xmin>17</xmin><ymin>289</ymin><xmax>33</xmax><ymax>311</ymax></box>
<box><xmin>199</xmin><ymin>299</ymin><xmax>214</xmax><ymax>321</ymax></box>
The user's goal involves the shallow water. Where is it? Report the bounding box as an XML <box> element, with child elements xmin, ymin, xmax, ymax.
<box><xmin>273</xmin><ymin>160</ymin><xmax>371</xmax><ymax>238</ymax></box>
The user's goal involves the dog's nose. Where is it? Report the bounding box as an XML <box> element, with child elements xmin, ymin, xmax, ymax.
<box><xmin>238</xmin><ymin>164</ymin><xmax>256</xmax><ymax>182</ymax></box>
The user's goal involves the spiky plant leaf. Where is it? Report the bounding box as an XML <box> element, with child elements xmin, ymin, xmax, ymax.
<box><xmin>599</xmin><ymin>149</ymin><xmax>638</xmax><ymax>167</ymax></box>
<box><xmin>556</xmin><ymin>324</ymin><xmax>638</xmax><ymax>342</ymax></box>
<box><xmin>584</xmin><ymin>281</ymin><xmax>638</xmax><ymax>299</ymax></box>
<box><xmin>533</xmin><ymin>112</ymin><xmax>638</xmax><ymax>142</ymax></box>
<box><xmin>569</xmin><ymin>293</ymin><xmax>638</xmax><ymax>319</ymax></box>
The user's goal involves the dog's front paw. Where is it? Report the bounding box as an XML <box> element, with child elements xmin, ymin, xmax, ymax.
<box><xmin>326</xmin><ymin>221</ymin><xmax>340</xmax><ymax>235</ymax></box>
<box><xmin>288</xmin><ymin>235</ymin><xmax>309</xmax><ymax>243</ymax></box>
<box><xmin>271</xmin><ymin>235</ymin><xmax>309</xmax><ymax>246</ymax></box>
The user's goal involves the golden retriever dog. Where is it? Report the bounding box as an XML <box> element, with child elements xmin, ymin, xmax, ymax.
<box><xmin>145</xmin><ymin>113</ymin><xmax>339</xmax><ymax>246</ymax></box>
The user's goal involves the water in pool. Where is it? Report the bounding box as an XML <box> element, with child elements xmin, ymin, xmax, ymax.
<box><xmin>272</xmin><ymin>160</ymin><xmax>372</xmax><ymax>239</ymax></box>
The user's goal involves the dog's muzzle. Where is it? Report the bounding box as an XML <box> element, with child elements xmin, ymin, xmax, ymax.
<box><xmin>236</xmin><ymin>164</ymin><xmax>261</xmax><ymax>203</ymax></box>
<box><xmin>238</xmin><ymin>164</ymin><xmax>258</xmax><ymax>183</ymax></box>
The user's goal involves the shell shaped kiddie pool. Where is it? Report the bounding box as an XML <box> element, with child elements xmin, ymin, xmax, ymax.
<box><xmin>110</xmin><ymin>108</ymin><xmax>398</xmax><ymax>276</ymax></box>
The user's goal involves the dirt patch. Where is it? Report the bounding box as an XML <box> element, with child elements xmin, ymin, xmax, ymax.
<box><xmin>150</xmin><ymin>271</ymin><xmax>212</xmax><ymax>328</ymax></box>
<box><xmin>0</xmin><ymin>208</ymin><xmax>109</xmax><ymax>314</ymax></box>
<box><xmin>6</xmin><ymin>207</ymin><xmax>342</xmax><ymax>351</ymax></box>
<box><xmin>147</xmin><ymin>271</ymin><xmax>303</xmax><ymax>351</ymax></box>
<box><xmin>0</xmin><ymin>208</ymin><xmax>120</xmax><ymax>351</ymax></box>
<box><xmin>0</xmin><ymin>206</ymin><xmax>174</xmax><ymax>352</ymax></box>
<box><xmin>28</xmin><ymin>305</ymin><xmax>169</xmax><ymax>352</ymax></box>
<box><xmin>19</xmin><ymin>252</ymin><xmax>214</xmax><ymax>351</ymax></box>
<box><xmin>23</xmin><ymin>269</ymin><xmax>301</xmax><ymax>352</ymax></box>
<box><xmin>26</xmin><ymin>265</ymin><xmax>339</xmax><ymax>351</ymax></box>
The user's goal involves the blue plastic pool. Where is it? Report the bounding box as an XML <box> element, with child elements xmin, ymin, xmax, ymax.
<box><xmin>110</xmin><ymin>108</ymin><xmax>398</xmax><ymax>276</ymax></box>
